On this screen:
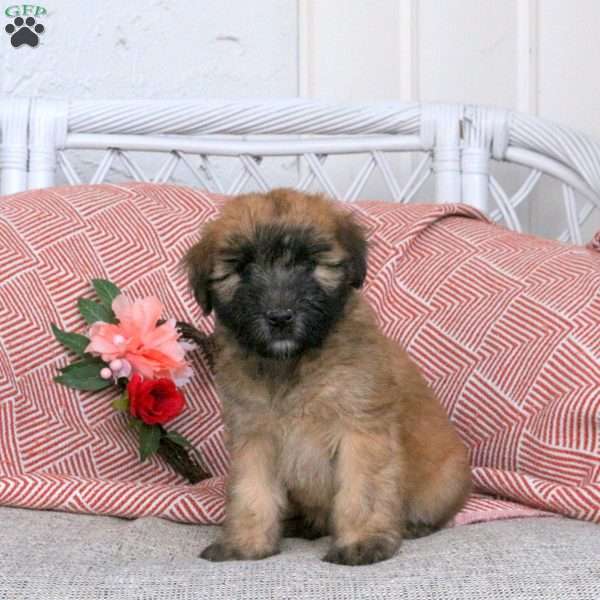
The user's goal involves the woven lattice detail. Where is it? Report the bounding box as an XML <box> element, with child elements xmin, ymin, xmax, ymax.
<box><xmin>57</xmin><ymin>147</ymin><xmax>433</xmax><ymax>204</ymax></box>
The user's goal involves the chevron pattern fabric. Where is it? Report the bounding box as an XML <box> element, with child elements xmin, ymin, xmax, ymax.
<box><xmin>0</xmin><ymin>184</ymin><xmax>598</xmax><ymax>526</ymax></box>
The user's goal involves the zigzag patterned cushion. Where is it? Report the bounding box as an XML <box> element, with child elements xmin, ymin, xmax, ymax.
<box><xmin>0</xmin><ymin>183</ymin><xmax>598</xmax><ymax>525</ymax></box>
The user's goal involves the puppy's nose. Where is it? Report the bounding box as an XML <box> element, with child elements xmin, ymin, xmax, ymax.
<box><xmin>266</xmin><ymin>309</ymin><xmax>294</xmax><ymax>327</ymax></box>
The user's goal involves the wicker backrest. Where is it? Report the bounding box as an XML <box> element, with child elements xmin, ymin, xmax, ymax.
<box><xmin>2</xmin><ymin>97</ymin><xmax>600</xmax><ymax>242</ymax></box>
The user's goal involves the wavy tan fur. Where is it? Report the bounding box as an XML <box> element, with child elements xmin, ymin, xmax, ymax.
<box><xmin>184</xmin><ymin>189</ymin><xmax>471</xmax><ymax>565</ymax></box>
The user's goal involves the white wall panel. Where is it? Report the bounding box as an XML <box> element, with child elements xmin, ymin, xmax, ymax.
<box><xmin>538</xmin><ymin>0</ymin><xmax>600</xmax><ymax>136</ymax></box>
<box><xmin>299</xmin><ymin>0</ymin><xmax>410</xmax><ymax>101</ymax></box>
<box><xmin>516</xmin><ymin>0</ymin><xmax>538</xmax><ymax>114</ymax></box>
<box><xmin>418</xmin><ymin>0</ymin><xmax>518</xmax><ymax>107</ymax></box>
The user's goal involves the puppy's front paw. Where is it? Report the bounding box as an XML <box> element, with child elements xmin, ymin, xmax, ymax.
<box><xmin>323</xmin><ymin>537</ymin><xmax>398</xmax><ymax>566</ymax></box>
<box><xmin>200</xmin><ymin>541</ymin><xmax>279</xmax><ymax>562</ymax></box>
<box><xmin>200</xmin><ymin>542</ymin><xmax>237</xmax><ymax>562</ymax></box>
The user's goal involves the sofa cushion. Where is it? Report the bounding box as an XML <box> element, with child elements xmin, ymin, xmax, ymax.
<box><xmin>0</xmin><ymin>183</ymin><xmax>598</xmax><ymax>526</ymax></box>
<box><xmin>0</xmin><ymin>506</ymin><xmax>598</xmax><ymax>600</ymax></box>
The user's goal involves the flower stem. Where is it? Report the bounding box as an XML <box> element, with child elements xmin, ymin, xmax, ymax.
<box><xmin>154</xmin><ymin>319</ymin><xmax>216</xmax><ymax>483</ymax></box>
<box><xmin>157</xmin><ymin>427</ymin><xmax>211</xmax><ymax>484</ymax></box>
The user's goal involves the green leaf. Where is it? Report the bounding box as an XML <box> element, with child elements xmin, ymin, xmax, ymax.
<box><xmin>54</xmin><ymin>374</ymin><xmax>112</xmax><ymax>392</ymax></box>
<box><xmin>92</xmin><ymin>279</ymin><xmax>121</xmax><ymax>310</ymax></box>
<box><xmin>54</xmin><ymin>360</ymin><xmax>112</xmax><ymax>391</ymax></box>
<box><xmin>59</xmin><ymin>356</ymin><xmax>105</xmax><ymax>374</ymax></box>
<box><xmin>51</xmin><ymin>323</ymin><xmax>90</xmax><ymax>356</ymax></box>
<box><xmin>77</xmin><ymin>298</ymin><xmax>117</xmax><ymax>325</ymax></box>
<box><xmin>139</xmin><ymin>423</ymin><xmax>161</xmax><ymax>461</ymax></box>
<box><xmin>112</xmin><ymin>391</ymin><xmax>129</xmax><ymax>412</ymax></box>
<box><xmin>165</xmin><ymin>430</ymin><xmax>192</xmax><ymax>448</ymax></box>
<box><xmin>128</xmin><ymin>417</ymin><xmax>142</xmax><ymax>433</ymax></box>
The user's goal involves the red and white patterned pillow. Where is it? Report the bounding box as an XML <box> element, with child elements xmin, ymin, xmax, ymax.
<box><xmin>0</xmin><ymin>183</ymin><xmax>598</xmax><ymax>525</ymax></box>
<box><xmin>353</xmin><ymin>200</ymin><xmax>599</xmax><ymax>524</ymax></box>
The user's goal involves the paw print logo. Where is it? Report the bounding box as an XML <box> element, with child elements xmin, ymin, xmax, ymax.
<box><xmin>5</xmin><ymin>16</ymin><xmax>45</xmax><ymax>48</ymax></box>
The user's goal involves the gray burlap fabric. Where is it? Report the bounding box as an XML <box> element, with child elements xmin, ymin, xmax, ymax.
<box><xmin>0</xmin><ymin>507</ymin><xmax>598</xmax><ymax>600</ymax></box>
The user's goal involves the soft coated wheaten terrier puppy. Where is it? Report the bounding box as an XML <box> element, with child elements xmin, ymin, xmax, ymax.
<box><xmin>184</xmin><ymin>189</ymin><xmax>471</xmax><ymax>566</ymax></box>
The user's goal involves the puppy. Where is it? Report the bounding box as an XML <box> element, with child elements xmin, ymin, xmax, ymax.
<box><xmin>184</xmin><ymin>189</ymin><xmax>471</xmax><ymax>566</ymax></box>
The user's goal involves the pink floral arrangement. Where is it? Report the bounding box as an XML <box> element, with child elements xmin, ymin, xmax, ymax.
<box><xmin>52</xmin><ymin>279</ymin><xmax>208</xmax><ymax>482</ymax></box>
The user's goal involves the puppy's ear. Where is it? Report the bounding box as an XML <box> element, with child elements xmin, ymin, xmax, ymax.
<box><xmin>336</xmin><ymin>214</ymin><xmax>368</xmax><ymax>288</ymax></box>
<box><xmin>183</xmin><ymin>229</ymin><xmax>216</xmax><ymax>315</ymax></box>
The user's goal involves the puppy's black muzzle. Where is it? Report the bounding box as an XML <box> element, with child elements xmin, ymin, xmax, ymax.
<box><xmin>266</xmin><ymin>308</ymin><xmax>294</xmax><ymax>328</ymax></box>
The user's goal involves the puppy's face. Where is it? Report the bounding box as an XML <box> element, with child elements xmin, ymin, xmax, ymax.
<box><xmin>184</xmin><ymin>189</ymin><xmax>367</xmax><ymax>359</ymax></box>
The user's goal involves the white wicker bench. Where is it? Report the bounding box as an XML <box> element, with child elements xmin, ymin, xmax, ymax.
<box><xmin>2</xmin><ymin>97</ymin><xmax>600</xmax><ymax>243</ymax></box>
<box><xmin>1</xmin><ymin>98</ymin><xmax>600</xmax><ymax>599</ymax></box>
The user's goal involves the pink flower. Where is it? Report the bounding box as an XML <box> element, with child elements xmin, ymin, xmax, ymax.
<box><xmin>85</xmin><ymin>294</ymin><xmax>193</xmax><ymax>385</ymax></box>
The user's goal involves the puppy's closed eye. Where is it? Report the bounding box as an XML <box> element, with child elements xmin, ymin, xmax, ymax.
<box><xmin>209</xmin><ymin>256</ymin><xmax>244</xmax><ymax>285</ymax></box>
<box><xmin>313</xmin><ymin>261</ymin><xmax>346</xmax><ymax>291</ymax></box>
<box><xmin>317</xmin><ymin>259</ymin><xmax>345</xmax><ymax>269</ymax></box>
<box><xmin>209</xmin><ymin>272</ymin><xmax>235</xmax><ymax>284</ymax></box>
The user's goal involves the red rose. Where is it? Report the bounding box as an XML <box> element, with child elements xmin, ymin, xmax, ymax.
<box><xmin>127</xmin><ymin>374</ymin><xmax>185</xmax><ymax>425</ymax></box>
